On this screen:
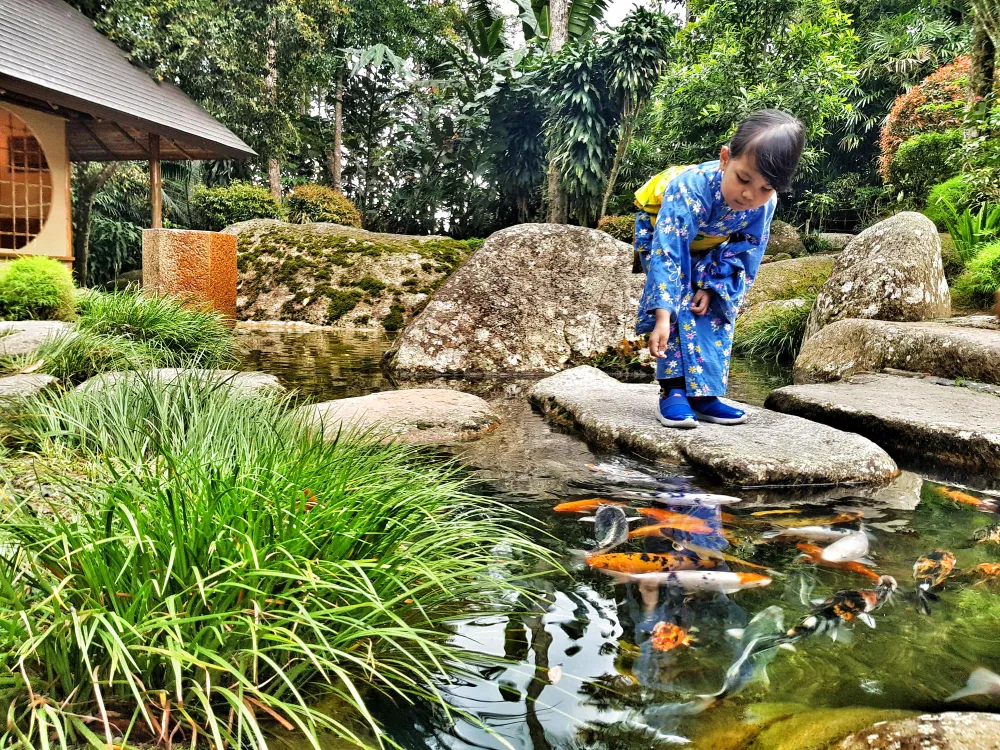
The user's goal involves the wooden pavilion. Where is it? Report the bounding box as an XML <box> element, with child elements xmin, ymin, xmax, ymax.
<box><xmin>0</xmin><ymin>0</ymin><xmax>255</xmax><ymax>263</ymax></box>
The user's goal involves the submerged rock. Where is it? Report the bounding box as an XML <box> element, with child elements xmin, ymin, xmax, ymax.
<box><xmin>225</xmin><ymin>219</ymin><xmax>475</xmax><ymax>330</ymax></box>
<box><xmin>0</xmin><ymin>321</ymin><xmax>73</xmax><ymax>356</ymax></box>
<box><xmin>793</xmin><ymin>318</ymin><xmax>1000</xmax><ymax>385</ymax></box>
<box><xmin>766</xmin><ymin>373</ymin><xmax>1000</xmax><ymax>478</ymax></box>
<box><xmin>529</xmin><ymin>366</ymin><xmax>897</xmax><ymax>486</ymax></box>
<box><xmin>742</xmin><ymin>255</ymin><xmax>833</xmax><ymax>310</ymax></box>
<box><xmin>838</xmin><ymin>711</ymin><xmax>1000</xmax><ymax>749</ymax></box>
<box><xmin>299</xmin><ymin>388</ymin><xmax>501</xmax><ymax>444</ymax></box>
<box><xmin>76</xmin><ymin>369</ymin><xmax>284</xmax><ymax>394</ymax></box>
<box><xmin>0</xmin><ymin>374</ymin><xmax>59</xmax><ymax>399</ymax></box>
<box><xmin>803</xmin><ymin>212</ymin><xmax>951</xmax><ymax>341</ymax></box>
<box><xmin>386</xmin><ymin>224</ymin><xmax>644</xmax><ymax>375</ymax></box>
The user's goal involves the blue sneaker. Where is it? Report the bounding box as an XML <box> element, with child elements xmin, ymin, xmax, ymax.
<box><xmin>689</xmin><ymin>396</ymin><xmax>747</xmax><ymax>425</ymax></box>
<box><xmin>658</xmin><ymin>389</ymin><xmax>698</xmax><ymax>429</ymax></box>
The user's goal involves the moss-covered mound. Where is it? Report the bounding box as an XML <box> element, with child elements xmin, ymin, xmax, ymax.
<box><xmin>742</xmin><ymin>255</ymin><xmax>833</xmax><ymax>309</ymax></box>
<box><xmin>225</xmin><ymin>220</ymin><xmax>477</xmax><ymax>329</ymax></box>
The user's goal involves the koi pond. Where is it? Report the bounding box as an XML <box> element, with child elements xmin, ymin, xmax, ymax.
<box><xmin>239</xmin><ymin>328</ymin><xmax>1000</xmax><ymax>750</ymax></box>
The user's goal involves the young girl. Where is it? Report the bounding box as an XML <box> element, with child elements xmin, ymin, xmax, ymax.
<box><xmin>634</xmin><ymin>110</ymin><xmax>805</xmax><ymax>428</ymax></box>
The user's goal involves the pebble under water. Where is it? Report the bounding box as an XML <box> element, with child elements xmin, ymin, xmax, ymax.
<box><xmin>241</xmin><ymin>329</ymin><xmax>1000</xmax><ymax>750</ymax></box>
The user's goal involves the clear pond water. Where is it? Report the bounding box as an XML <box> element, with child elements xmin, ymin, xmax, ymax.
<box><xmin>239</xmin><ymin>329</ymin><xmax>1000</xmax><ymax>750</ymax></box>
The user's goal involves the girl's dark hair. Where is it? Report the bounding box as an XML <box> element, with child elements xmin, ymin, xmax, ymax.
<box><xmin>729</xmin><ymin>110</ymin><xmax>805</xmax><ymax>192</ymax></box>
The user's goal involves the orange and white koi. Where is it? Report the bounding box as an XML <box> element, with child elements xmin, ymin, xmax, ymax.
<box><xmin>601</xmin><ymin>569</ymin><xmax>772</xmax><ymax>594</ymax></box>
<box><xmin>554</xmin><ymin>499</ymin><xmax>627</xmax><ymax>513</ymax></box>
<box><xmin>796</xmin><ymin>543</ymin><xmax>881</xmax><ymax>582</ymax></box>
<box><xmin>913</xmin><ymin>549</ymin><xmax>957</xmax><ymax>615</ymax></box>
<box><xmin>942</xmin><ymin>489</ymin><xmax>998</xmax><ymax>513</ymax></box>
<box><xmin>586</xmin><ymin>552</ymin><xmax>717</xmax><ymax>575</ymax></box>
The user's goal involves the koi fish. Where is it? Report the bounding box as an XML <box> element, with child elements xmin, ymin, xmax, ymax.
<box><xmin>913</xmin><ymin>549</ymin><xmax>957</xmax><ymax>615</ymax></box>
<box><xmin>946</xmin><ymin>669</ymin><xmax>1000</xmax><ymax>702</ymax></box>
<box><xmin>650</xmin><ymin>622</ymin><xmax>694</xmax><ymax>652</ymax></box>
<box><xmin>751</xmin><ymin>510</ymin><xmax>801</xmax><ymax>517</ymax></box>
<box><xmin>973</xmin><ymin>525</ymin><xmax>1000</xmax><ymax>545</ymax></box>
<box><xmin>554</xmin><ymin>499</ymin><xmax>627</xmax><ymax>513</ymax></box>
<box><xmin>783</xmin><ymin>576</ymin><xmax>897</xmax><ymax>641</ymax></box>
<box><xmin>760</xmin><ymin>525</ymin><xmax>856</xmax><ymax>543</ymax></box>
<box><xmin>629</xmin><ymin>518</ymin><xmax>714</xmax><ymax>538</ymax></box>
<box><xmin>763</xmin><ymin>511</ymin><xmax>864</xmax><ymax>529</ymax></box>
<box><xmin>586</xmin><ymin>552</ymin><xmax>717</xmax><ymax>575</ymax></box>
<box><xmin>668</xmin><ymin>537</ymin><xmax>771</xmax><ymax>571</ymax></box>
<box><xmin>943</xmin><ymin>489</ymin><xmax>999</xmax><ymax>513</ymax></box>
<box><xmin>637</xmin><ymin>507</ymin><xmax>713</xmax><ymax>528</ymax></box>
<box><xmin>651</xmin><ymin>491</ymin><xmax>743</xmax><ymax>507</ymax></box>
<box><xmin>603</xmin><ymin>570</ymin><xmax>772</xmax><ymax>594</ymax></box>
<box><xmin>796</xmin><ymin>543</ymin><xmax>881</xmax><ymax>582</ymax></box>
<box><xmin>965</xmin><ymin>563</ymin><xmax>1000</xmax><ymax>581</ymax></box>
<box><xmin>592</xmin><ymin>504</ymin><xmax>629</xmax><ymax>553</ymax></box>
<box><xmin>820</xmin><ymin>530</ymin><xmax>871</xmax><ymax>564</ymax></box>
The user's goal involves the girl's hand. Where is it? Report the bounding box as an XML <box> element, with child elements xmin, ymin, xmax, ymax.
<box><xmin>648</xmin><ymin>310</ymin><xmax>671</xmax><ymax>358</ymax></box>
<box><xmin>690</xmin><ymin>289</ymin><xmax>711</xmax><ymax>316</ymax></box>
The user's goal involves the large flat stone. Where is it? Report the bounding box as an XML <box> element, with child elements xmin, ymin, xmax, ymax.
<box><xmin>0</xmin><ymin>321</ymin><xmax>73</xmax><ymax>356</ymax></box>
<box><xmin>299</xmin><ymin>388</ymin><xmax>501</xmax><ymax>444</ymax></box>
<box><xmin>766</xmin><ymin>373</ymin><xmax>1000</xmax><ymax>478</ymax></box>
<box><xmin>529</xmin><ymin>366</ymin><xmax>897</xmax><ymax>487</ymax></box>
<box><xmin>77</xmin><ymin>369</ymin><xmax>283</xmax><ymax>394</ymax></box>
<box><xmin>839</xmin><ymin>712</ymin><xmax>1000</xmax><ymax>750</ymax></box>
<box><xmin>0</xmin><ymin>374</ymin><xmax>59</xmax><ymax>399</ymax></box>
<box><xmin>794</xmin><ymin>318</ymin><xmax>1000</xmax><ymax>385</ymax></box>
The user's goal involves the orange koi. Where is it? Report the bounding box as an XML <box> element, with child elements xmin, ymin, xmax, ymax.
<box><xmin>554</xmin><ymin>499</ymin><xmax>627</xmax><ymax>513</ymax></box>
<box><xmin>720</xmin><ymin>511</ymin><xmax>738</xmax><ymax>524</ymax></box>
<box><xmin>751</xmin><ymin>510</ymin><xmax>801</xmax><ymax>517</ymax></box>
<box><xmin>968</xmin><ymin>563</ymin><xmax>1000</xmax><ymax>579</ymax></box>
<box><xmin>631</xmin><ymin>514</ymin><xmax>713</xmax><ymax>536</ymax></box>
<box><xmin>651</xmin><ymin>622</ymin><xmax>693</xmax><ymax>652</ymax></box>
<box><xmin>796</xmin><ymin>543</ymin><xmax>881</xmax><ymax>582</ymax></box>
<box><xmin>585</xmin><ymin>552</ymin><xmax>717</xmax><ymax>575</ymax></box>
<box><xmin>943</xmin><ymin>489</ymin><xmax>998</xmax><ymax>512</ymax></box>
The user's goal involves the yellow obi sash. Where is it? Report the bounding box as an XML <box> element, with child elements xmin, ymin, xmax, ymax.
<box><xmin>635</xmin><ymin>165</ymin><xmax>729</xmax><ymax>253</ymax></box>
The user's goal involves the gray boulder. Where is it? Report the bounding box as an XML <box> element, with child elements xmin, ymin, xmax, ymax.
<box><xmin>0</xmin><ymin>321</ymin><xmax>73</xmax><ymax>356</ymax></box>
<box><xmin>794</xmin><ymin>318</ymin><xmax>1000</xmax><ymax>385</ymax></box>
<box><xmin>77</xmin><ymin>369</ymin><xmax>284</xmax><ymax>394</ymax></box>
<box><xmin>766</xmin><ymin>220</ymin><xmax>806</xmax><ymax>257</ymax></box>
<box><xmin>803</xmin><ymin>212</ymin><xmax>951</xmax><ymax>341</ymax></box>
<box><xmin>817</xmin><ymin>232</ymin><xmax>854</xmax><ymax>250</ymax></box>
<box><xmin>529</xmin><ymin>366</ymin><xmax>898</xmax><ymax>486</ymax></box>
<box><xmin>299</xmin><ymin>388</ymin><xmax>500</xmax><ymax>445</ymax></box>
<box><xmin>838</xmin><ymin>712</ymin><xmax>1000</xmax><ymax>750</ymax></box>
<box><xmin>766</xmin><ymin>372</ymin><xmax>1000</xmax><ymax>478</ymax></box>
<box><xmin>385</xmin><ymin>224</ymin><xmax>644</xmax><ymax>375</ymax></box>
<box><xmin>0</xmin><ymin>374</ymin><xmax>59</xmax><ymax>399</ymax></box>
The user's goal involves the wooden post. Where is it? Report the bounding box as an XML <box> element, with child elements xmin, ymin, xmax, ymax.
<box><xmin>149</xmin><ymin>133</ymin><xmax>162</xmax><ymax>229</ymax></box>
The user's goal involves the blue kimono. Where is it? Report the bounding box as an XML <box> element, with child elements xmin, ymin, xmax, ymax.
<box><xmin>635</xmin><ymin>161</ymin><xmax>776</xmax><ymax>397</ymax></box>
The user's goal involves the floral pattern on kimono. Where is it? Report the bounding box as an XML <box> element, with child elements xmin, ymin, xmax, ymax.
<box><xmin>634</xmin><ymin>161</ymin><xmax>776</xmax><ymax>397</ymax></box>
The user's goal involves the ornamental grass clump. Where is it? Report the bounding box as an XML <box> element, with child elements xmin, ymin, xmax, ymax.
<box><xmin>0</xmin><ymin>374</ymin><xmax>547</xmax><ymax>749</ymax></box>
<box><xmin>733</xmin><ymin>297</ymin><xmax>815</xmax><ymax>362</ymax></box>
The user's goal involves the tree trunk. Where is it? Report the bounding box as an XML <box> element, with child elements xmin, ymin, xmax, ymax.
<box><xmin>72</xmin><ymin>162</ymin><xmax>118</xmax><ymax>287</ymax></box>
<box><xmin>971</xmin><ymin>9</ymin><xmax>996</xmax><ymax>103</ymax></box>
<box><xmin>332</xmin><ymin>71</ymin><xmax>344</xmax><ymax>191</ymax></box>
<box><xmin>600</xmin><ymin>108</ymin><xmax>637</xmax><ymax>220</ymax></box>
<box><xmin>265</xmin><ymin>13</ymin><xmax>282</xmax><ymax>201</ymax></box>
<box><xmin>545</xmin><ymin>0</ymin><xmax>570</xmax><ymax>224</ymax></box>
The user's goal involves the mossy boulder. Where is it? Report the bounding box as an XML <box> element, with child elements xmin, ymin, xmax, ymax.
<box><xmin>766</xmin><ymin>220</ymin><xmax>806</xmax><ymax>257</ymax></box>
<box><xmin>224</xmin><ymin>220</ymin><xmax>475</xmax><ymax>330</ymax></box>
<box><xmin>742</xmin><ymin>256</ymin><xmax>834</xmax><ymax>310</ymax></box>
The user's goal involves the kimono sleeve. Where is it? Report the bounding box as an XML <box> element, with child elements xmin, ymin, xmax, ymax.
<box><xmin>638</xmin><ymin>170</ymin><xmax>712</xmax><ymax>322</ymax></box>
<box><xmin>694</xmin><ymin>196</ymin><xmax>776</xmax><ymax>322</ymax></box>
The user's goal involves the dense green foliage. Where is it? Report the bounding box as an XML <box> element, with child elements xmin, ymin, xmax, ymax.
<box><xmin>887</xmin><ymin>129</ymin><xmax>963</xmax><ymax>203</ymax></box>
<box><xmin>734</xmin><ymin>298</ymin><xmax>815</xmax><ymax>362</ymax></box>
<box><xmin>0</xmin><ymin>375</ymin><xmax>545</xmax><ymax>749</ymax></box>
<box><xmin>941</xmin><ymin>202</ymin><xmax>1000</xmax><ymax>263</ymax></box>
<box><xmin>925</xmin><ymin>174</ymin><xmax>976</xmax><ymax>229</ymax></box>
<box><xmin>0</xmin><ymin>257</ymin><xmax>78</xmax><ymax>321</ymax></box>
<box><xmin>596</xmin><ymin>214</ymin><xmax>635</xmax><ymax>243</ymax></box>
<box><xmin>191</xmin><ymin>182</ymin><xmax>286</xmax><ymax>231</ymax></box>
<box><xmin>286</xmin><ymin>184</ymin><xmax>363</xmax><ymax>227</ymax></box>
<box><xmin>953</xmin><ymin>240</ymin><xmax>1000</xmax><ymax>307</ymax></box>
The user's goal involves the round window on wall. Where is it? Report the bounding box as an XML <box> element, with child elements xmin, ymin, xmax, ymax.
<box><xmin>0</xmin><ymin>108</ymin><xmax>53</xmax><ymax>250</ymax></box>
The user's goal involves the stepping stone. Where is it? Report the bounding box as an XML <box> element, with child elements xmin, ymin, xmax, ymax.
<box><xmin>795</xmin><ymin>318</ymin><xmax>1000</xmax><ymax>385</ymax></box>
<box><xmin>77</xmin><ymin>369</ymin><xmax>283</xmax><ymax>394</ymax></box>
<box><xmin>0</xmin><ymin>374</ymin><xmax>59</xmax><ymax>399</ymax></box>
<box><xmin>299</xmin><ymin>388</ymin><xmax>501</xmax><ymax>445</ymax></box>
<box><xmin>767</xmin><ymin>373</ymin><xmax>1000</xmax><ymax>479</ymax></box>
<box><xmin>529</xmin><ymin>366</ymin><xmax>897</xmax><ymax>487</ymax></box>
<box><xmin>0</xmin><ymin>321</ymin><xmax>73</xmax><ymax>356</ymax></box>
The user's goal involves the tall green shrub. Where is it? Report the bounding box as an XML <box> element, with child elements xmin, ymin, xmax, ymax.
<box><xmin>952</xmin><ymin>241</ymin><xmax>1000</xmax><ymax>308</ymax></box>
<box><xmin>0</xmin><ymin>256</ymin><xmax>77</xmax><ymax>321</ymax></box>
<box><xmin>925</xmin><ymin>174</ymin><xmax>976</xmax><ymax>229</ymax></box>
<box><xmin>285</xmin><ymin>184</ymin><xmax>362</xmax><ymax>227</ymax></box>
<box><xmin>888</xmin><ymin>129</ymin><xmax>962</xmax><ymax>203</ymax></box>
<box><xmin>191</xmin><ymin>181</ymin><xmax>284</xmax><ymax>231</ymax></box>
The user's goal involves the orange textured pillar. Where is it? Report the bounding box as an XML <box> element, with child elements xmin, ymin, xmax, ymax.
<box><xmin>142</xmin><ymin>229</ymin><xmax>237</xmax><ymax>320</ymax></box>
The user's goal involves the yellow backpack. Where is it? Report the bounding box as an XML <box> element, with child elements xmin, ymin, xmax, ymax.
<box><xmin>634</xmin><ymin>165</ymin><xmax>731</xmax><ymax>256</ymax></box>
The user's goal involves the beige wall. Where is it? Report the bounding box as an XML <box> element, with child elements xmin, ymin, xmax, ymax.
<box><xmin>0</xmin><ymin>102</ymin><xmax>72</xmax><ymax>262</ymax></box>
